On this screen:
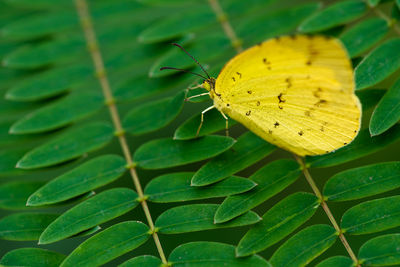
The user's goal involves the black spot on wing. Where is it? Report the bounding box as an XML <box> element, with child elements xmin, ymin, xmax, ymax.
<box><xmin>263</xmin><ymin>58</ymin><xmax>272</xmax><ymax>70</ymax></box>
<box><xmin>313</xmin><ymin>87</ymin><xmax>322</xmax><ymax>98</ymax></box>
<box><xmin>285</xmin><ymin>77</ymin><xmax>292</xmax><ymax>88</ymax></box>
<box><xmin>278</xmin><ymin>93</ymin><xmax>285</xmax><ymax>103</ymax></box>
<box><xmin>315</xmin><ymin>99</ymin><xmax>327</xmax><ymax>107</ymax></box>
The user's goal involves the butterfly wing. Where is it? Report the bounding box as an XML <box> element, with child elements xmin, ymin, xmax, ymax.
<box><xmin>213</xmin><ymin>35</ymin><xmax>361</xmax><ymax>156</ymax></box>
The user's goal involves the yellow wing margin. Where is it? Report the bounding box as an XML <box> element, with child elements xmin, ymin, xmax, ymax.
<box><xmin>213</xmin><ymin>35</ymin><xmax>361</xmax><ymax>156</ymax></box>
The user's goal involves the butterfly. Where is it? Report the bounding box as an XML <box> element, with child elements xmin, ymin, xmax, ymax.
<box><xmin>162</xmin><ymin>35</ymin><xmax>361</xmax><ymax>156</ymax></box>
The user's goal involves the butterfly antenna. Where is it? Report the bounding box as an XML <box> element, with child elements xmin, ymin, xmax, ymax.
<box><xmin>160</xmin><ymin>66</ymin><xmax>208</xmax><ymax>80</ymax></box>
<box><xmin>172</xmin><ymin>43</ymin><xmax>210</xmax><ymax>79</ymax></box>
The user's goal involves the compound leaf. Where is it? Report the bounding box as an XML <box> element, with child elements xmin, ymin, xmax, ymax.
<box><xmin>341</xmin><ymin>196</ymin><xmax>400</xmax><ymax>235</ymax></box>
<box><xmin>237</xmin><ymin>192</ymin><xmax>319</xmax><ymax>257</ymax></box>
<box><xmin>145</xmin><ymin>172</ymin><xmax>256</xmax><ymax>203</ymax></box>
<box><xmin>270</xmin><ymin>224</ymin><xmax>337</xmax><ymax>267</ymax></box>
<box><xmin>17</xmin><ymin>122</ymin><xmax>114</xmax><ymax>169</ymax></box>
<box><xmin>192</xmin><ymin>132</ymin><xmax>275</xmax><ymax>186</ymax></box>
<box><xmin>60</xmin><ymin>221</ymin><xmax>150</xmax><ymax>267</ymax></box>
<box><xmin>169</xmin><ymin>242</ymin><xmax>271</xmax><ymax>267</ymax></box>
<box><xmin>0</xmin><ymin>248</ymin><xmax>65</xmax><ymax>267</ymax></box>
<box><xmin>134</xmin><ymin>135</ymin><xmax>235</xmax><ymax>169</ymax></box>
<box><xmin>214</xmin><ymin>159</ymin><xmax>301</xmax><ymax>223</ymax></box>
<box><xmin>155</xmin><ymin>204</ymin><xmax>260</xmax><ymax>234</ymax></box>
<box><xmin>27</xmin><ymin>155</ymin><xmax>126</xmax><ymax>206</ymax></box>
<box><xmin>324</xmin><ymin>161</ymin><xmax>400</xmax><ymax>201</ymax></box>
<box><xmin>39</xmin><ymin>188</ymin><xmax>138</xmax><ymax>244</ymax></box>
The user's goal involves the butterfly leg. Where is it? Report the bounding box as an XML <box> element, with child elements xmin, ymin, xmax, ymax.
<box><xmin>219</xmin><ymin>111</ymin><xmax>229</xmax><ymax>136</ymax></box>
<box><xmin>196</xmin><ymin>105</ymin><xmax>215</xmax><ymax>137</ymax></box>
<box><xmin>185</xmin><ymin>92</ymin><xmax>210</xmax><ymax>102</ymax></box>
<box><xmin>188</xmin><ymin>83</ymin><xmax>204</xmax><ymax>90</ymax></box>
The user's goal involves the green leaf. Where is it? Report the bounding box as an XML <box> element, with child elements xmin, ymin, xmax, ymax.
<box><xmin>10</xmin><ymin>92</ymin><xmax>104</xmax><ymax>134</ymax></box>
<box><xmin>1</xmin><ymin>1</ymin><xmax>140</xmax><ymax>41</ymax></box>
<box><xmin>0</xmin><ymin>213</ymin><xmax>58</xmax><ymax>241</ymax></box>
<box><xmin>0</xmin><ymin>148</ymin><xmax>29</xmax><ymax>175</ymax></box>
<box><xmin>139</xmin><ymin>8</ymin><xmax>215</xmax><ymax>44</ymax></box>
<box><xmin>367</xmin><ymin>0</ymin><xmax>380</xmax><ymax>7</ymax></box>
<box><xmin>270</xmin><ymin>224</ymin><xmax>337</xmax><ymax>267</ymax></box>
<box><xmin>4</xmin><ymin>0</ymin><xmax>73</xmax><ymax>9</ymax></box>
<box><xmin>340</xmin><ymin>18</ymin><xmax>389</xmax><ymax>58</ymax></box>
<box><xmin>155</xmin><ymin>204</ymin><xmax>261</xmax><ymax>234</ymax></box>
<box><xmin>119</xmin><ymin>255</ymin><xmax>162</xmax><ymax>267</ymax></box>
<box><xmin>5</xmin><ymin>65</ymin><xmax>93</xmax><ymax>101</ymax></box>
<box><xmin>238</xmin><ymin>3</ymin><xmax>321</xmax><ymax>46</ymax></box>
<box><xmin>123</xmin><ymin>91</ymin><xmax>185</xmax><ymax>135</ymax></box>
<box><xmin>341</xmin><ymin>196</ymin><xmax>400</xmax><ymax>235</ymax></box>
<box><xmin>17</xmin><ymin>122</ymin><xmax>114</xmax><ymax>169</ymax></box>
<box><xmin>323</xmin><ymin>162</ymin><xmax>400</xmax><ymax>201</ymax></box>
<box><xmin>145</xmin><ymin>172</ymin><xmax>256</xmax><ymax>203</ymax></box>
<box><xmin>315</xmin><ymin>256</ymin><xmax>353</xmax><ymax>267</ymax></box>
<box><xmin>3</xmin><ymin>22</ymin><xmax>143</xmax><ymax>68</ymax></box>
<box><xmin>393</xmin><ymin>2</ymin><xmax>400</xmax><ymax>20</ymax></box>
<box><xmin>355</xmin><ymin>38</ymin><xmax>400</xmax><ymax>90</ymax></box>
<box><xmin>0</xmin><ymin>248</ymin><xmax>66</xmax><ymax>267</ymax></box>
<box><xmin>134</xmin><ymin>135</ymin><xmax>235</xmax><ymax>169</ymax></box>
<box><xmin>60</xmin><ymin>221</ymin><xmax>150</xmax><ymax>267</ymax></box>
<box><xmin>186</xmin><ymin>87</ymin><xmax>210</xmax><ymax>103</ymax></box>
<box><xmin>1</xmin><ymin>12</ymin><xmax>79</xmax><ymax>40</ymax></box>
<box><xmin>0</xmin><ymin>181</ymin><xmax>44</xmax><ymax>209</ymax></box>
<box><xmin>192</xmin><ymin>132</ymin><xmax>275</xmax><ymax>186</ymax></box>
<box><xmin>356</xmin><ymin>88</ymin><xmax>386</xmax><ymax>111</ymax></box>
<box><xmin>72</xmin><ymin>225</ymin><xmax>101</xmax><ymax>238</ymax></box>
<box><xmin>39</xmin><ymin>188</ymin><xmax>138</xmax><ymax>244</ymax></box>
<box><xmin>299</xmin><ymin>0</ymin><xmax>367</xmax><ymax>33</ymax></box>
<box><xmin>114</xmin><ymin>72</ymin><xmax>192</xmax><ymax>102</ymax></box>
<box><xmin>3</xmin><ymin>37</ymin><xmax>85</xmax><ymax>69</ymax></box>
<box><xmin>359</xmin><ymin>234</ymin><xmax>400</xmax><ymax>266</ymax></box>
<box><xmin>27</xmin><ymin>155</ymin><xmax>127</xmax><ymax>206</ymax></box>
<box><xmin>174</xmin><ymin>108</ymin><xmax>237</xmax><ymax>140</ymax></box>
<box><xmin>0</xmin><ymin>120</ymin><xmax>35</xmax><ymax>146</ymax></box>
<box><xmin>306</xmin><ymin>125</ymin><xmax>400</xmax><ymax>168</ymax></box>
<box><xmin>214</xmin><ymin>159</ymin><xmax>301</xmax><ymax>223</ymax></box>
<box><xmin>370</xmin><ymin>78</ymin><xmax>400</xmax><ymax>136</ymax></box>
<box><xmin>169</xmin><ymin>242</ymin><xmax>271</xmax><ymax>267</ymax></box>
<box><xmin>237</xmin><ymin>192</ymin><xmax>319</xmax><ymax>257</ymax></box>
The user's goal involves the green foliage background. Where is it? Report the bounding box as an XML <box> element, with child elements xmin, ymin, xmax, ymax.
<box><xmin>1</xmin><ymin>0</ymin><xmax>400</xmax><ymax>266</ymax></box>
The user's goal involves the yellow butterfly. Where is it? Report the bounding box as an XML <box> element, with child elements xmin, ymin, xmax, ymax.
<box><xmin>164</xmin><ymin>35</ymin><xmax>361</xmax><ymax>156</ymax></box>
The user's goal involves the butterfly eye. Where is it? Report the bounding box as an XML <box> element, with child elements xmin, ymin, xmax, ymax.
<box><xmin>203</xmin><ymin>81</ymin><xmax>211</xmax><ymax>91</ymax></box>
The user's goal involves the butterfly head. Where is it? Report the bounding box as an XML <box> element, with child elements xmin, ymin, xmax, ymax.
<box><xmin>202</xmin><ymin>77</ymin><xmax>216</xmax><ymax>98</ymax></box>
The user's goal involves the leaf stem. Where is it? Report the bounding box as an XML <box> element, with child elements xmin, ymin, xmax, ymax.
<box><xmin>73</xmin><ymin>0</ymin><xmax>167</xmax><ymax>264</ymax></box>
<box><xmin>208</xmin><ymin>0</ymin><xmax>243</xmax><ymax>52</ymax></box>
<box><xmin>368</xmin><ymin>2</ymin><xmax>400</xmax><ymax>35</ymax></box>
<box><xmin>294</xmin><ymin>155</ymin><xmax>360</xmax><ymax>266</ymax></box>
